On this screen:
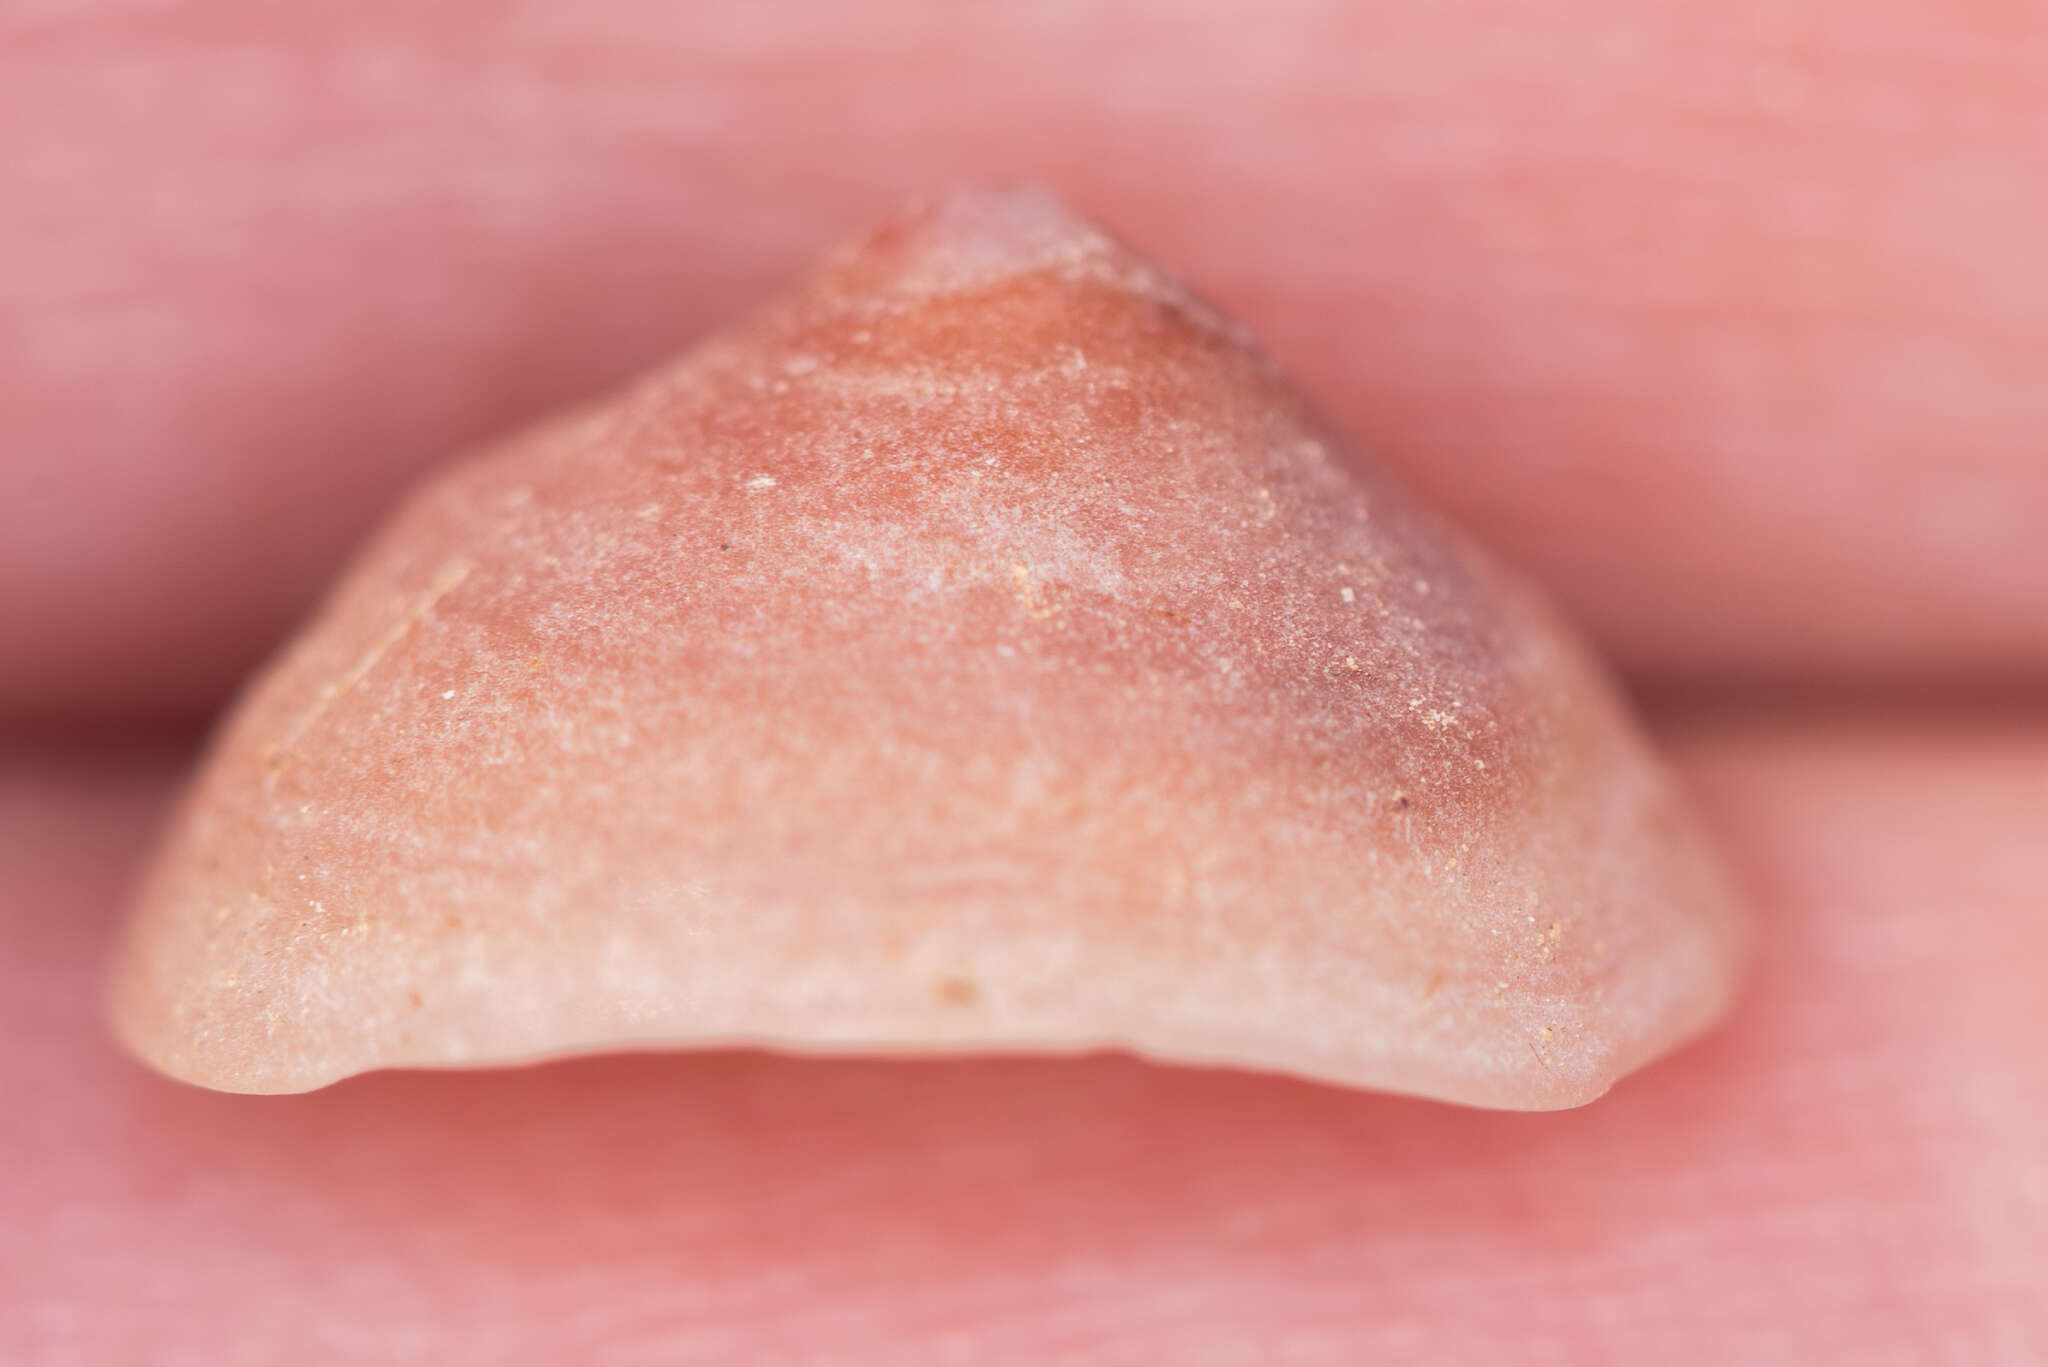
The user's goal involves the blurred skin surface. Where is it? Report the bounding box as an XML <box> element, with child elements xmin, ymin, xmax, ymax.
<box><xmin>3</xmin><ymin>1</ymin><xmax>2045</xmax><ymax>1362</ymax></box>
<box><xmin>6</xmin><ymin>721</ymin><xmax>2045</xmax><ymax>1362</ymax></box>
<box><xmin>6</xmin><ymin>1</ymin><xmax>2048</xmax><ymax>715</ymax></box>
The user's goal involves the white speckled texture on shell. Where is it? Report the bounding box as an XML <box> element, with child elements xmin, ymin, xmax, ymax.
<box><xmin>109</xmin><ymin>187</ymin><xmax>1747</xmax><ymax>1107</ymax></box>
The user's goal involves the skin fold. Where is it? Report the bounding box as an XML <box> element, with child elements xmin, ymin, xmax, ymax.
<box><xmin>5</xmin><ymin>1</ymin><xmax>2045</xmax><ymax>1360</ymax></box>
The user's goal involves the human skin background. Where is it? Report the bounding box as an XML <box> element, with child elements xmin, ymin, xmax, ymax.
<box><xmin>7</xmin><ymin>721</ymin><xmax>2047</xmax><ymax>1362</ymax></box>
<box><xmin>2</xmin><ymin>1</ymin><xmax>2046</xmax><ymax>1362</ymax></box>
<box><xmin>7</xmin><ymin>0</ymin><xmax>2048</xmax><ymax>716</ymax></box>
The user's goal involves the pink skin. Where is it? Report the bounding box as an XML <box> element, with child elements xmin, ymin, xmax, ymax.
<box><xmin>5</xmin><ymin>1</ymin><xmax>2048</xmax><ymax>715</ymax></box>
<box><xmin>5</xmin><ymin>2</ymin><xmax>2047</xmax><ymax>1360</ymax></box>
<box><xmin>6</xmin><ymin>721</ymin><xmax>2045</xmax><ymax>1362</ymax></box>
